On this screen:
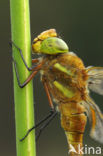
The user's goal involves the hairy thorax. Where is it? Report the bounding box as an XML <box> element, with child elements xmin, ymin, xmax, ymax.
<box><xmin>41</xmin><ymin>52</ymin><xmax>88</xmax><ymax>113</ymax></box>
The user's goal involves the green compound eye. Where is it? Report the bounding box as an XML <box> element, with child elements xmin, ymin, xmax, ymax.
<box><xmin>40</xmin><ymin>37</ymin><xmax>69</xmax><ymax>55</ymax></box>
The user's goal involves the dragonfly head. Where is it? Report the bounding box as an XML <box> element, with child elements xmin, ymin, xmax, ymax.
<box><xmin>32</xmin><ymin>29</ymin><xmax>69</xmax><ymax>55</ymax></box>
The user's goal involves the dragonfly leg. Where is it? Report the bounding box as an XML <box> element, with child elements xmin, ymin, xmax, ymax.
<box><xmin>20</xmin><ymin>109</ymin><xmax>57</xmax><ymax>141</ymax></box>
<box><xmin>36</xmin><ymin>111</ymin><xmax>57</xmax><ymax>141</ymax></box>
<box><xmin>13</xmin><ymin>57</ymin><xmax>40</xmax><ymax>88</ymax></box>
<box><xmin>42</xmin><ymin>78</ymin><xmax>54</xmax><ymax>109</ymax></box>
<box><xmin>10</xmin><ymin>41</ymin><xmax>40</xmax><ymax>71</ymax></box>
<box><xmin>32</xmin><ymin>58</ymin><xmax>39</xmax><ymax>63</ymax></box>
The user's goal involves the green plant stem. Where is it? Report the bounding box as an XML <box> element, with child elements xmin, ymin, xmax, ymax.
<box><xmin>10</xmin><ymin>0</ymin><xmax>36</xmax><ymax>156</ymax></box>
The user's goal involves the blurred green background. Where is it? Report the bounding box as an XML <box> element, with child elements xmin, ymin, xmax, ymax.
<box><xmin>1</xmin><ymin>0</ymin><xmax>103</xmax><ymax>155</ymax></box>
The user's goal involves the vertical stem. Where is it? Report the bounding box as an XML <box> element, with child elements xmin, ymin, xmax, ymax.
<box><xmin>10</xmin><ymin>0</ymin><xmax>36</xmax><ymax>156</ymax></box>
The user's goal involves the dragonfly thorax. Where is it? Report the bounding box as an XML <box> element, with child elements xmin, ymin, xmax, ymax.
<box><xmin>41</xmin><ymin>52</ymin><xmax>88</xmax><ymax>106</ymax></box>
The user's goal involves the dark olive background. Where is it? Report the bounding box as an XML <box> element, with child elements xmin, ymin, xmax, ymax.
<box><xmin>1</xmin><ymin>0</ymin><xmax>103</xmax><ymax>156</ymax></box>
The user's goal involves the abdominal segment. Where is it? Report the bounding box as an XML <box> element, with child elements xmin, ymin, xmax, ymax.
<box><xmin>59</xmin><ymin>102</ymin><xmax>87</xmax><ymax>156</ymax></box>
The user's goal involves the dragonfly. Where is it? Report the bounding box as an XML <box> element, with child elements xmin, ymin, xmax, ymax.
<box><xmin>11</xmin><ymin>29</ymin><xmax>103</xmax><ymax>156</ymax></box>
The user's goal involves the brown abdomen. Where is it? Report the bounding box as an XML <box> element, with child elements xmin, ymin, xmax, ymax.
<box><xmin>59</xmin><ymin>102</ymin><xmax>87</xmax><ymax>156</ymax></box>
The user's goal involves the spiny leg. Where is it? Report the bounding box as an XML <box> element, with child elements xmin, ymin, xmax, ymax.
<box><xmin>42</xmin><ymin>78</ymin><xmax>54</xmax><ymax>109</ymax></box>
<box><xmin>13</xmin><ymin>58</ymin><xmax>40</xmax><ymax>88</ymax></box>
<box><xmin>32</xmin><ymin>58</ymin><xmax>39</xmax><ymax>63</ymax></box>
<box><xmin>20</xmin><ymin>109</ymin><xmax>57</xmax><ymax>141</ymax></box>
<box><xmin>10</xmin><ymin>41</ymin><xmax>40</xmax><ymax>71</ymax></box>
<box><xmin>36</xmin><ymin>111</ymin><xmax>57</xmax><ymax>141</ymax></box>
<box><xmin>34</xmin><ymin>78</ymin><xmax>57</xmax><ymax>140</ymax></box>
<box><xmin>20</xmin><ymin>78</ymin><xmax>56</xmax><ymax>141</ymax></box>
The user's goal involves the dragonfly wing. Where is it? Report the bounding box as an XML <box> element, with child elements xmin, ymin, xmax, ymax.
<box><xmin>83</xmin><ymin>96</ymin><xmax>103</xmax><ymax>144</ymax></box>
<box><xmin>87</xmin><ymin>67</ymin><xmax>103</xmax><ymax>95</ymax></box>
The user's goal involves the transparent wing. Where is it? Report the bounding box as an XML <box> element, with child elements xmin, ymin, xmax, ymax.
<box><xmin>87</xmin><ymin>67</ymin><xmax>103</xmax><ymax>95</ymax></box>
<box><xmin>82</xmin><ymin>96</ymin><xmax>103</xmax><ymax>144</ymax></box>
